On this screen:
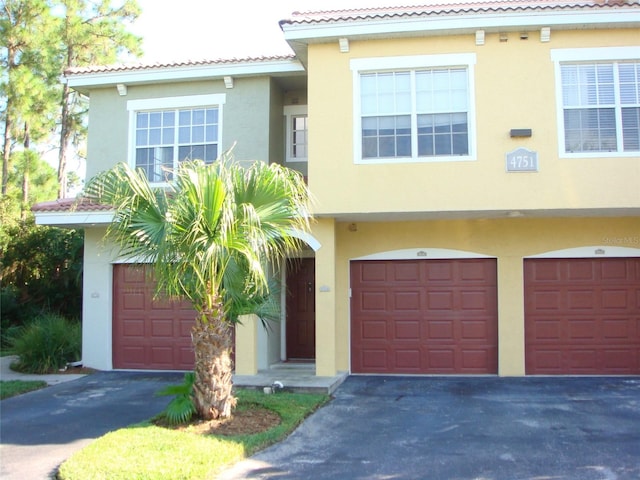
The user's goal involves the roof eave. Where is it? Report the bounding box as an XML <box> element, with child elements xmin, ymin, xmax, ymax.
<box><xmin>283</xmin><ymin>9</ymin><xmax>640</xmax><ymax>63</ymax></box>
<box><xmin>65</xmin><ymin>57</ymin><xmax>306</xmax><ymax>92</ymax></box>
<box><xmin>34</xmin><ymin>211</ymin><xmax>115</xmax><ymax>228</ymax></box>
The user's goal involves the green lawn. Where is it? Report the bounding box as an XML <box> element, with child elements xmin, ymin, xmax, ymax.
<box><xmin>0</xmin><ymin>380</ymin><xmax>48</xmax><ymax>399</ymax></box>
<box><xmin>58</xmin><ymin>389</ymin><xmax>329</xmax><ymax>480</ymax></box>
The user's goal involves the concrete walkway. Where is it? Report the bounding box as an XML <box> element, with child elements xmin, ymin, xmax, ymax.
<box><xmin>0</xmin><ymin>355</ymin><xmax>86</xmax><ymax>385</ymax></box>
<box><xmin>0</xmin><ymin>356</ymin><xmax>347</xmax><ymax>394</ymax></box>
<box><xmin>234</xmin><ymin>363</ymin><xmax>348</xmax><ymax>394</ymax></box>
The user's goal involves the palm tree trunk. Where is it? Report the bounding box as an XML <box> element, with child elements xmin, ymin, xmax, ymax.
<box><xmin>191</xmin><ymin>303</ymin><xmax>236</xmax><ymax>420</ymax></box>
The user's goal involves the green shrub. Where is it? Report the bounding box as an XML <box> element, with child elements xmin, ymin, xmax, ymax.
<box><xmin>8</xmin><ymin>314</ymin><xmax>81</xmax><ymax>373</ymax></box>
<box><xmin>155</xmin><ymin>372</ymin><xmax>196</xmax><ymax>425</ymax></box>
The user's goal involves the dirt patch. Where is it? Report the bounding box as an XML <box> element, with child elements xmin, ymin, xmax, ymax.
<box><xmin>156</xmin><ymin>406</ymin><xmax>281</xmax><ymax>436</ymax></box>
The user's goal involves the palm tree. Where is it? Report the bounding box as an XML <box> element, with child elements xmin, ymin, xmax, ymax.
<box><xmin>85</xmin><ymin>154</ymin><xmax>312</xmax><ymax>419</ymax></box>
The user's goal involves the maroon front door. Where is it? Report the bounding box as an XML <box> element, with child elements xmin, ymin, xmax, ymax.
<box><xmin>286</xmin><ymin>258</ymin><xmax>316</xmax><ymax>360</ymax></box>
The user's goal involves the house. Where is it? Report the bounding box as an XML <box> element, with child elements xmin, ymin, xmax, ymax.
<box><xmin>34</xmin><ymin>0</ymin><xmax>640</xmax><ymax>378</ymax></box>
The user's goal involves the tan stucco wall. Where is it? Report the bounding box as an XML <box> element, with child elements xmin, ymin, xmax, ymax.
<box><xmin>313</xmin><ymin>216</ymin><xmax>640</xmax><ymax>376</ymax></box>
<box><xmin>307</xmin><ymin>29</ymin><xmax>640</xmax><ymax>217</ymax></box>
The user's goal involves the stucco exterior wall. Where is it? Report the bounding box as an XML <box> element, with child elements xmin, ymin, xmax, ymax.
<box><xmin>307</xmin><ymin>29</ymin><xmax>640</xmax><ymax>217</ymax></box>
<box><xmin>313</xmin><ymin>216</ymin><xmax>640</xmax><ymax>376</ymax></box>
<box><xmin>81</xmin><ymin>227</ymin><xmax>118</xmax><ymax>370</ymax></box>
<box><xmin>85</xmin><ymin>76</ymin><xmax>277</xmax><ymax>181</ymax></box>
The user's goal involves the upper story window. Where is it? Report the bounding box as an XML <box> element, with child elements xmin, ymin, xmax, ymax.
<box><xmin>284</xmin><ymin>105</ymin><xmax>308</xmax><ymax>163</ymax></box>
<box><xmin>351</xmin><ymin>53</ymin><xmax>476</xmax><ymax>164</ymax></box>
<box><xmin>127</xmin><ymin>94</ymin><xmax>225</xmax><ymax>182</ymax></box>
<box><xmin>552</xmin><ymin>47</ymin><xmax>639</xmax><ymax>158</ymax></box>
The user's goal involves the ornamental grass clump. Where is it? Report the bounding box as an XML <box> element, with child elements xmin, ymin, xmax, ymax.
<box><xmin>8</xmin><ymin>313</ymin><xmax>81</xmax><ymax>373</ymax></box>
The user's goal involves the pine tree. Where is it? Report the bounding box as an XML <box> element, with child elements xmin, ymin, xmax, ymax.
<box><xmin>55</xmin><ymin>0</ymin><xmax>141</xmax><ymax>198</ymax></box>
<box><xmin>1</xmin><ymin>0</ymin><xmax>58</xmax><ymax>196</ymax></box>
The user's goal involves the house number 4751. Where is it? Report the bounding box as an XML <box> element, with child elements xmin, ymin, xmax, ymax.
<box><xmin>505</xmin><ymin>148</ymin><xmax>538</xmax><ymax>172</ymax></box>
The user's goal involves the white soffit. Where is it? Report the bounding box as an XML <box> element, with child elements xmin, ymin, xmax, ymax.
<box><xmin>34</xmin><ymin>211</ymin><xmax>114</xmax><ymax>227</ymax></box>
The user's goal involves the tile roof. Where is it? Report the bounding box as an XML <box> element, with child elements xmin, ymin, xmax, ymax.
<box><xmin>280</xmin><ymin>0</ymin><xmax>639</xmax><ymax>25</ymax></box>
<box><xmin>65</xmin><ymin>54</ymin><xmax>297</xmax><ymax>76</ymax></box>
<box><xmin>31</xmin><ymin>197</ymin><xmax>113</xmax><ymax>213</ymax></box>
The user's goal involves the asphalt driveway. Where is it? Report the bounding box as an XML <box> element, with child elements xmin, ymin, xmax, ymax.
<box><xmin>220</xmin><ymin>376</ymin><xmax>640</xmax><ymax>480</ymax></box>
<box><xmin>0</xmin><ymin>371</ymin><xmax>182</xmax><ymax>479</ymax></box>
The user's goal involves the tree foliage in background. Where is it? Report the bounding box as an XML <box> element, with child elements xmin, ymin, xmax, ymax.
<box><xmin>1</xmin><ymin>221</ymin><xmax>83</xmax><ymax>328</ymax></box>
<box><xmin>1</xmin><ymin>150</ymin><xmax>59</xmax><ymax>221</ymax></box>
<box><xmin>56</xmin><ymin>0</ymin><xmax>141</xmax><ymax>198</ymax></box>
<box><xmin>0</xmin><ymin>0</ymin><xmax>59</xmax><ymax>197</ymax></box>
<box><xmin>1</xmin><ymin>0</ymin><xmax>142</xmax><ymax>200</ymax></box>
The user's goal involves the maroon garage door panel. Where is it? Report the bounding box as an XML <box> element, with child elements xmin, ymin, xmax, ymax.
<box><xmin>113</xmin><ymin>265</ymin><xmax>196</xmax><ymax>370</ymax></box>
<box><xmin>525</xmin><ymin>258</ymin><xmax>640</xmax><ymax>375</ymax></box>
<box><xmin>351</xmin><ymin>259</ymin><xmax>498</xmax><ymax>374</ymax></box>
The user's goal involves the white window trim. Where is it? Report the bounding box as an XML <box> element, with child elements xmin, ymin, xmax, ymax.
<box><xmin>551</xmin><ymin>46</ymin><xmax>640</xmax><ymax>159</ymax></box>
<box><xmin>284</xmin><ymin>105</ymin><xmax>308</xmax><ymax>163</ymax></box>
<box><xmin>126</xmin><ymin>94</ymin><xmax>226</xmax><ymax>184</ymax></box>
<box><xmin>351</xmin><ymin>53</ymin><xmax>477</xmax><ymax>164</ymax></box>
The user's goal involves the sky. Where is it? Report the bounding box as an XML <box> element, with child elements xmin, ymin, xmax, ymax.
<box><xmin>130</xmin><ymin>0</ymin><xmax>433</xmax><ymax>62</ymax></box>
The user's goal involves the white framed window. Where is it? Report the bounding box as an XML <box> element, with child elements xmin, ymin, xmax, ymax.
<box><xmin>551</xmin><ymin>47</ymin><xmax>640</xmax><ymax>158</ymax></box>
<box><xmin>127</xmin><ymin>94</ymin><xmax>225</xmax><ymax>182</ymax></box>
<box><xmin>351</xmin><ymin>53</ymin><xmax>477</xmax><ymax>164</ymax></box>
<box><xmin>284</xmin><ymin>105</ymin><xmax>308</xmax><ymax>163</ymax></box>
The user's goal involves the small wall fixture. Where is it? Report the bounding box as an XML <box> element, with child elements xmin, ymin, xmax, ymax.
<box><xmin>475</xmin><ymin>30</ymin><xmax>485</xmax><ymax>46</ymax></box>
<box><xmin>499</xmin><ymin>32</ymin><xmax>508</xmax><ymax>42</ymax></box>
<box><xmin>223</xmin><ymin>76</ymin><xmax>234</xmax><ymax>89</ymax></box>
<box><xmin>116</xmin><ymin>83</ymin><xmax>127</xmax><ymax>96</ymax></box>
<box><xmin>510</xmin><ymin>128</ymin><xmax>532</xmax><ymax>138</ymax></box>
<box><xmin>540</xmin><ymin>27</ymin><xmax>551</xmax><ymax>42</ymax></box>
<box><xmin>339</xmin><ymin>38</ymin><xmax>349</xmax><ymax>53</ymax></box>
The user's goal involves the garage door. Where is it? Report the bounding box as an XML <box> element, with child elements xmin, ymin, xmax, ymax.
<box><xmin>525</xmin><ymin>258</ymin><xmax>640</xmax><ymax>375</ymax></box>
<box><xmin>113</xmin><ymin>264</ymin><xmax>196</xmax><ymax>370</ymax></box>
<box><xmin>351</xmin><ymin>259</ymin><xmax>498</xmax><ymax>374</ymax></box>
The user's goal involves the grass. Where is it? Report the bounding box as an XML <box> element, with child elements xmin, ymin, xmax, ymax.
<box><xmin>57</xmin><ymin>389</ymin><xmax>330</xmax><ymax>480</ymax></box>
<box><xmin>0</xmin><ymin>380</ymin><xmax>48</xmax><ymax>399</ymax></box>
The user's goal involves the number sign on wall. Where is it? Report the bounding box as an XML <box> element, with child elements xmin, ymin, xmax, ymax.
<box><xmin>505</xmin><ymin>148</ymin><xmax>538</xmax><ymax>172</ymax></box>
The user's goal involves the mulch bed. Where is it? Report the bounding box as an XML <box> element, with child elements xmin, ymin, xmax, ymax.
<box><xmin>155</xmin><ymin>406</ymin><xmax>281</xmax><ymax>436</ymax></box>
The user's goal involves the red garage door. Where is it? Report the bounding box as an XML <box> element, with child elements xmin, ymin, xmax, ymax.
<box><xmin>525</xmin><ymin>258</ymin><xmax>640</xmax><ymax>375</ymax></box>
<box><xmin>351</xmin><ymin>259</ymin><xmax>498</xmax><ymax>374</ymax></box>
<box><xmin>113</xmin><ymin>264</ymin><xmax>196</xmax><ymax>370</ymax></box>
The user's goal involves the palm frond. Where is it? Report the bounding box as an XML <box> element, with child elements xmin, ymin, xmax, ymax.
<box><xmin>85</xmin><ymin>154</ymin><xmax>313</xmax><ymax>324</ymax></box>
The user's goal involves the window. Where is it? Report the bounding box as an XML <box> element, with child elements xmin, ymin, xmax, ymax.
<box><xmin>284</xmin><ymin>105</ymin><xmax>308</xmax><ymax>162</ymax></box>
<box><xmin>127</xmin><ymin>94</ymin><xmax>225</xmax><ymax>182</ymax></box>
<box><xmin>352</xmin><ymin>54</ymin><xmax>476</xmax><ymax>164</ymax></box>
<box><xmin>552</xmin><ymin>47</ymin><xmax>639</xmax><ymax>157</ymax></box>
<box><xmin>561</xmin><ymin>63</ymin><xmax>639</xmax><ymax>153</ymax></box>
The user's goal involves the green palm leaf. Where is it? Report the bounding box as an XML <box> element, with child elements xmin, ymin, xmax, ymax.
<box><xmin>85</xmin><ymin>152</ymin><xmax>313</xmax><ymax>420</ymax></box>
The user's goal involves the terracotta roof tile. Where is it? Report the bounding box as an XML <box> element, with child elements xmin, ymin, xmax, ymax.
<box><xmin>65</xmin><ymin>54</ymin><xmax>297</xmax><ymax>76</ymax></box>
<box><xmin>281</xmin><ymin>0</ymin><xmax>639</xmax><ymax>25</ymax></box>
<box><xmin>32</xmin><ymin>197</ymin><xmax>113</xmax><ymax>213</ymax></box>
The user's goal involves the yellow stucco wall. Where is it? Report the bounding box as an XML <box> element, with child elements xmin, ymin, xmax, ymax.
<box><xmin>307</xmin><ymin>29</ymin><xmax>640</xmax><ymax>217</ymax></box>
<box><xmin>314</xmin><ymin>216</ymin><xmax>640</xmax><ymax>376</ymax></box>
